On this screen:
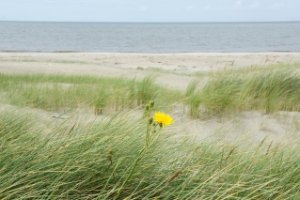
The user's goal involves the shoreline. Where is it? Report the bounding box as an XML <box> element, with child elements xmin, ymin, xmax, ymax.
<box><xmin>1</xmin><ymin>51</ymin><xmax>300</xmax><ymax>54</ymax></box>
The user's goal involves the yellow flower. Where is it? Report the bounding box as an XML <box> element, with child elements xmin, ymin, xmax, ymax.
<box><xmin>153</xmin><ymin>112</ymin><xmax>174</xmax><ymax>127</ymax></box>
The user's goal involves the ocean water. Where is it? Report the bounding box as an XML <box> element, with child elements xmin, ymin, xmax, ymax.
<box><xmin>0</xmin><ymin>21</ymin><xmax>300</xmax><ymax>53</ymax></box>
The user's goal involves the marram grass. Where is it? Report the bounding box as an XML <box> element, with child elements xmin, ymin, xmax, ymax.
<box><xmin>0</xmin><ymin>110</ymin><xmax>299</xmax><ymax>199</ymax></box>
<box><xmin>186</xmin><ymin>68</ymin><xmax>300</xmax><ymax>118</ymax></box>
<box><xmin>0</xmin><ymin>67</ymin><xmax>300</xmax><ymax>199</ymax></box>
<box><xmin>1</xmin><ymin>67</ymin><xmax>299</xmax><ymax>118</ymax></box>
<box><xmin>0</xmin><ymin>74</ymin><xmax>180</xmax><ymax>113</ymax></box>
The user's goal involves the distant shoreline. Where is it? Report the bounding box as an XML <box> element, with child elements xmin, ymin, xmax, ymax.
<box><xmin>1</xmin><ymin>20</ymin><xmax>300</xmax><ymax>24</ymax></box>
<box><xmin>1</xmin><ymin>51</ymin><xmax>300</xmax><ymax>54</ymax></box>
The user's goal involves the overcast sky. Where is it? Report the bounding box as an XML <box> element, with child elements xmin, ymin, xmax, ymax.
<box><xmin>0</xmin><ymin>0</ymin><xmax>299</xmax><ymax>22</ymax></box>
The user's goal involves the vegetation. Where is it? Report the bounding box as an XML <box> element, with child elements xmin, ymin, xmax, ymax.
<box><xmin>0</xmin><ymin>65</ymin><xmax>300</xmax><ymax>199</ymax></box>
<box><xmin>0</xmin><ymin>110</ymin><xmax>299</xmax><ymax>199</ymax></box>
<box><xmin>186</xmin><ymin>67</ymin><xmax>300</xmax><ymax>118</ymax></box>
<box><xmin>0</xmin><ymin>74</ymin><xmax>180</xmax><ymax>113</ymax></box>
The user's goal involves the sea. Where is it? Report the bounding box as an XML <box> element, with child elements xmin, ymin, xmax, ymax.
<box><xmin>0</xmin><ymin>21</ymin><xmax>300</xmax><ymax>53</ymax></box>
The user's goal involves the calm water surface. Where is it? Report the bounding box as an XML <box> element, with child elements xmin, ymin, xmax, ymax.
<box><xmin>0</xmin><ymin>22</ymin><xmax>300</xmax><ymax>52</ymax></box>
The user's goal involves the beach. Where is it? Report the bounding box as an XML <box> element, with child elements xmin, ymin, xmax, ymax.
<box><xmin>1</xmin><ymin>52</ymin><xmax>300</xmax><ymax>90</ymax></box>
<box><xmin>1</xmin><ymin>3</ymin><xmax>300</xmax><ymax>197</ymax></box>
<box><xmin>1</xmin><ymin>51</ymin><xmax>299</xmax><ymax>145</ymax></box>
<box><xmin>1</xmin><ymin>51</ymin><xmax>300</xmax><ymax>198</ymax></box>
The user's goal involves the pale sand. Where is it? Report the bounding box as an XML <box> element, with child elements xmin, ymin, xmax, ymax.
<box><xmin>1</xmin><ymin>52</ymin><xmax>300</xmax><ymax>90</ymax></box>
<box><xmin>0</xmin><ymin>52</ymin><xmax>299</xmax><ymax>145</ymax></box>
<box><xmin>1</xmin><ymin>102</ymin><xmax>299</xmax><ymax>147</ymax></box>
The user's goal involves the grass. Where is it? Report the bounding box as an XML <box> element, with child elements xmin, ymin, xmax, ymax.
<box><xmin>0</xmin><ymin>66</ymin><xmax>300</xmax><ymax>199</ymax></box>
<box><xmin>186</xmin><ymin>66</ymin><xmax>300</xmax><ymax>118</ymax></box>
<box><xmin>0</xmin><ymin>110</ymin><xmax>299</xmax><ymax>199</ymax></box>
<box><xmin>0</xmin><ymin>74</ymin><xmax>181</xmax><ymax>113</ymax></box>
<box><xmin>1</xmin><ymin>65</ymin><xmax>299</xmax><ymax>118</ymax></box>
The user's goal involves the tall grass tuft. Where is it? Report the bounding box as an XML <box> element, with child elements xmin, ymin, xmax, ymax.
<box><xmin>186</xmin><ymin>68</ymin><xmax>300</xmax><ymax>117</ymax></box>
<box><xmin>135</xmin><ymin>76</ymin><xmax>157</xmax><ymax>106</ymax></box>
<box><xmin>0</xmin><ymin>74</ymin><xmax>180</xmax><ymax>114</ymax></box>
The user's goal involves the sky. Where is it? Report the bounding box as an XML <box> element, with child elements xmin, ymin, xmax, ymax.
<box><xmin>0</xmin><ymin>0</ymin><xmax>299</xmax><ymax>22</ymax></box>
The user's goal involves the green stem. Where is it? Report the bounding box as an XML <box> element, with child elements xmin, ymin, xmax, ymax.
<box><xmin>114</xmin><ymin>146</ymin><xmax>146</xmax><ymax>199</ymax></box>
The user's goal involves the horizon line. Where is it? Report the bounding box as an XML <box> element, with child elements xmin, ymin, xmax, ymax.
<box><xmin>1</xmin><ymin>20</ymin><xmax>300</xmax><ymax>24</ymax></box>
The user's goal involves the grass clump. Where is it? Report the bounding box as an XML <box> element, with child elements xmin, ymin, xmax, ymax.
<box><xmin>0</xmin><ymin>74</ymin><xmax>180</xmax><ymax>113</ymax></box>
<box><xmin>186</xmin><ymin>67</ymin><xmax>300</xmax><ymax>118</ymax></box>
<box><xmin>0</xmin><ymin>110</ymin><xmax>300</xmax><ymax>199</ymax></box>
<box><xmin>185</xmin><ymin>80</ymin><xmax>202</xmax><ymax>118</ymax></box>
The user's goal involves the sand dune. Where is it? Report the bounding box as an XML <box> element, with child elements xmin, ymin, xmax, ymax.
<box><xmin>0</xmin><ymin>52</ymin><xmax>299</xmax><ymax>146</ymax></box>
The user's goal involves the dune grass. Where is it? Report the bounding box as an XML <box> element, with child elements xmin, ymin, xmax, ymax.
<box><xmin>1</xmin><ymin>66</ymin><xmax>299</xmax><ymax>119</ymax></box>
<box><xmin>186</xmin><ymin>66</ymin><xmax>300</xmax><ymax>118</ymax></box>
<box><xmin>0</xmin><ymin>110</ymin><xmax>299</xmax><ymax>199</ymax></box>
<box><xmin>0</xmin><ymin>74</ymin><xmax>180</xmax><ymax>113</ymax></box>
<box><xmin>0</xmin><ymin>67</ymin><xmax>300</xmax><ymax>199</ymax></box>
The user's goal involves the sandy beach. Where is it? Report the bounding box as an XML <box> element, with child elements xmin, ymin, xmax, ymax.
<box><xmin>1</xmin><ymin>52</ymin><xmax>300</xmax><ymax>90</ymax></box>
